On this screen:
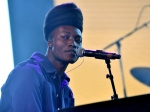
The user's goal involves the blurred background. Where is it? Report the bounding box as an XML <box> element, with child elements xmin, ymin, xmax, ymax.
<box><xmin>0</xmin><ymin>0</ymin><xmax>150</xmax><ymax>106</ymax></box>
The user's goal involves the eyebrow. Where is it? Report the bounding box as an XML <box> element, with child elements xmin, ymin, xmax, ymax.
<box><xmin>61</xmin><ymin>31</ymin><xmax>71</xmax><ymax>34</ymax></box>
<box><xmin>61</xmin><ymin>31</ymin><xmax>82</xmax><ymax>37</ymax></box>
<box><xmin>75</xmin><ymin>35</ymin><xmax>82</xmax><ymax>38</ymax></box>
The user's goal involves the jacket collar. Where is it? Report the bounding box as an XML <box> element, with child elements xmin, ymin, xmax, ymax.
<box><xmin>31</xmin><ymin>52</ymin><xmax>57</xmax><ymax>74</ymax></box>
<box><xmin>30</xmin><ymin>52</ymin><xmax>70</xmax><ymax>84</ymax></box>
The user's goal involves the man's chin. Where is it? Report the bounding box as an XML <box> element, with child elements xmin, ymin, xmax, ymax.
<box><xmin>69</xmin><ymin>61</ymin><xmax>76</xmax><ymax>64</ymax></box>
<box><xmin>69</xmin><ymin>58</ymin><xmax>78</xmax><ymax>64</ymax></box>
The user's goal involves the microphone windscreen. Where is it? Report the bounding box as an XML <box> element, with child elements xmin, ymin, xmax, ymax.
<box><xmin>76</xmin><ymin>48</ymin><xmax>84</xmax><ymax>57</ymax></box>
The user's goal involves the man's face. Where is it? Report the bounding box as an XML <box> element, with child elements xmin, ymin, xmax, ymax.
<box><xmin>48</xmin><ymin>25</ymin><xmax>82</xmax><ymax>64</ymax></box>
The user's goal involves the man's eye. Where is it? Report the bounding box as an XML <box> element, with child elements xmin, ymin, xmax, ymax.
<box><xmin>75</xmin><ymin>37</ymin><xmax>82</xmax><ymax>43</ymax></box>
<box><xmin>61</xmin><ymin>36</ymin><xmax>69</xmax><ymax>39</ymax></box>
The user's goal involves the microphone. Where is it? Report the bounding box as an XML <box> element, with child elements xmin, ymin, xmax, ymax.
<box><xmin>76</xmin><ymin>48</ymin><xmax>121</xmax><ymax>60</ymax></box>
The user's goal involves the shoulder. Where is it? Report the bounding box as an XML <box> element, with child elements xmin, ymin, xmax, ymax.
<box><xmin>3</xmin><ymin>59</ymin><xmax>46</xmax><ymax>90</ymax></box>
<box><xmin>11</xmin><ymin>59</ymin><xmax>43</xmax><ymax>80</ymax></box>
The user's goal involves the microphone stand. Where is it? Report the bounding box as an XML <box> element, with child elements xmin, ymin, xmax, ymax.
<box><xmin>116</xmin><ymin>41</ymin><xmax>127</xmax><ymax>97</ymax></box>
<box><xmin>103</xmin><ymin>20</ymin><xmax>150</xmax><ymax>98</ymax></box>
<box><xmin>105</xmin><ymin>58</ymin><xmax>118</xmax><ymax>100</ymax></box>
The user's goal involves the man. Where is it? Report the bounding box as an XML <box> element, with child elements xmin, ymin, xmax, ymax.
<box><xmin>0</xmin><ymin>2</ymin><xmax>83</xmax><ymax>112</ymax></box>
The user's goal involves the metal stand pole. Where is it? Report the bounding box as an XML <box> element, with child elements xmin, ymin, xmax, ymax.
<box><xmin>105</xmin><ymin>59</ymin><xmax>118</xmax><ymax>100</ymax></box>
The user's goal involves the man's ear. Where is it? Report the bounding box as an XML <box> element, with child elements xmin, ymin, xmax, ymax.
<box><xmin>48</xmin><ymin>39</ymin><xmax>53</xmax><ymax>48</ymax></box>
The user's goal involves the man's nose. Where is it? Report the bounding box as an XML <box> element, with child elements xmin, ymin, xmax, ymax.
<box><xmin>68</xmin><ymin>38</ymin><xmax>77</xmax><ymax>48</ymax></box>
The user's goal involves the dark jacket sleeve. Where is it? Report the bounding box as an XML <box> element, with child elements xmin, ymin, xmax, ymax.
<box><xmin>63</xmin><ymin>85</ymin><xmax>74</xmax><ymax>107</ymax></box>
